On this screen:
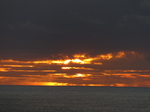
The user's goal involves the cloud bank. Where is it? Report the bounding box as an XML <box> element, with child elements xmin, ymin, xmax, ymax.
<box><xmin>0</xmin><ymin>51</ymin><xmax>150</xmax><ymax>87</ymax></box>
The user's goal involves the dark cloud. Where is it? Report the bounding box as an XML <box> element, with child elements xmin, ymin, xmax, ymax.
<box><xmin>13</xmin><ymin>21</ymin><xmax>49</xmax><ymax>32</ymax></box>
<box><xmin>141</xmin><ymin>0</ymin><xmax>150</xmax><ymax>10</ymax></box>
<box><xmin>0</xmin><ymin>0</ymin><xmax>150</xmax><ymax>59</ymax></box>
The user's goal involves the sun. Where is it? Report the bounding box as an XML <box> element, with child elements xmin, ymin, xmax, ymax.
<box><xmin>63</xmin><ymin>59</ymin><xmax>84</xmax><ymax>64</ymax></box>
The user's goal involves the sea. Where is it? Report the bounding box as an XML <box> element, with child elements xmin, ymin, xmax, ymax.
<box><xmin>0</xmin><ymin>86</ymin><xmax>150</xmax><ymax>112</ymax></box>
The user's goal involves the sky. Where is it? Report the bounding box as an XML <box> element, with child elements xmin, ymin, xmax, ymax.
<box><xmin>0</xmin><ymin>0</ymin><xmax>150</xmax><ymax>86</ymax></box>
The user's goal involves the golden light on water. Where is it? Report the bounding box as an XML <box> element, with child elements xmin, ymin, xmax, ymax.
<box><xmin>0</xmin><ymin>51</ymin><xmax>150</xmax><ymax>87</ymax></box>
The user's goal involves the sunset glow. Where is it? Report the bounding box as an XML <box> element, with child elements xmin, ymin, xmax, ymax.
<box><xmin>0</xmin><ymin>51</ymin><xmax>150</xmax><ymax>87</ymax></box>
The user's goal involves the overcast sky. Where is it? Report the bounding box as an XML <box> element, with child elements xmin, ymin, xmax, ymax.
<box><xmin>0</xmin><ymin>0</ymin><xmax>150</xmax><ymax>86</ymax></box>
<box><xmin>0</xmin><ymin>0</ymin><xmax>150</xmax><ymax>59</ymax></box>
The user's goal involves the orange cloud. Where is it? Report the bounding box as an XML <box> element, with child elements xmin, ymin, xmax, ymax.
<box><xmin>0</xmin><ymin>51</ymin><xmax>150</xmax><ymax>87</ymax></box>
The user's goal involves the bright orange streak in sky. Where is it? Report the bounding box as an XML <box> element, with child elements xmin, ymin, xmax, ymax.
<box><xmin>61</xmin><ymin>67</ymin><xmax>96</xmax><ymax>70</ymax></box>
<box><xmin>43</xmin><ymin>82</ymin><xmax>68</xmax><ymax>86</ymax></box>
<box><xmin>1</xmin><ymin>65</ymin><xmax>34</xmax><ymax>67</ymax></box>
<box><xmin>0</xmin><ymin>68</ymin><xmax>12</xmax><ymax>72</ymax></box>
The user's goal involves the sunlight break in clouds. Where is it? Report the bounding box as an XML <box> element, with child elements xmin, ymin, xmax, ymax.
<box><xmin>0</xmin><ymin>51</ymin><xmax>150</xmax><ymax>87</ymax></box>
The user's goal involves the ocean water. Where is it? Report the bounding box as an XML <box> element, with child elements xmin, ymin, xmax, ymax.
<box><xmin>0</xmin><ymin>86</ymin><xmax>150</xmax><ymax>112</ymax></box>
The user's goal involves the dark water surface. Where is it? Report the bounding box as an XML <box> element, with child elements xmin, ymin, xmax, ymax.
<box><xmin>0</xmin><ymin>86</ymin><xmax>150</xmax><ymax>112</ymax></box>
